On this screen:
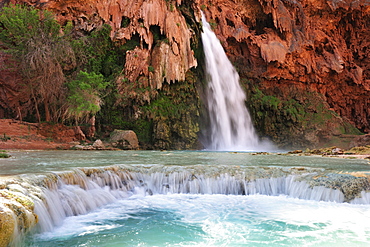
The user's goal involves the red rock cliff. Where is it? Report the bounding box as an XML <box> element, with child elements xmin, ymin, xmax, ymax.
<box><xmin>197</xmin><ymin>0</ymin><xmax>370</xmax><ymax>135</ymax></box>
<box><xmin>28</xmin><ymin>0</ymin><xmax>197</xmax><ymax>90</ymax></box>
<box><xmin>2</xmin><ymin>0</ymin><xmax>369</xmax><ymax>148</ymax></box>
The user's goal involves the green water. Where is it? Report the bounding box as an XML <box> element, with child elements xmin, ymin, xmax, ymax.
<box><xmin>26</xmin><ymin>194</ymin><xmax>370</xmax><ymax>246</ymax></box>
<box><xmin>1</xmin><ymin>151</ymin><xmax>370</xmax><ymax>246</ymax></box>
<box><xmin>2</xmin><ymin>150</ymin><xmax>369</xmax><ymax>176</ymax></box>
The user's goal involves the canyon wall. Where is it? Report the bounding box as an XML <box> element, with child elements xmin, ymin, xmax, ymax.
<box><xmin>196</xmin><ymin>0</ymin><xmax>370</xmax><ymax>147</ymax></box>
<box><xmin>1</xmin><ymin>0</ymin><xmax>369</xmax><ymax>149</ymax></box>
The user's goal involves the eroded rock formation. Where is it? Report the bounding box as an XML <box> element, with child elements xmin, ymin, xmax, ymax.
<box><xmin>1</xmin><ymin>0</ymin><xmax>370</xmax><ymax>148</ymax></box>
<box><xmin>29</xmin><ymin>0</ymin><xmax>198</xmax><ymax>90</ymax></box>
<box><xmin>196</xmin><ymin>0</ymin><xmax>369</xmax><ymax>147</ymax></box>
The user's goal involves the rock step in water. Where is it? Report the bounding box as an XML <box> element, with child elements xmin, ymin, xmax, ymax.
<box><xmin>1</xmin><ymin>164</ymin><xmax>370</xmax><ymax>246</ymax></box>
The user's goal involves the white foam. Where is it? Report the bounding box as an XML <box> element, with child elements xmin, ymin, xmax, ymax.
<box><xmin>33</xmin><ymin>194</ymin><xmax>370</xmax><ymax>246</ymax></box>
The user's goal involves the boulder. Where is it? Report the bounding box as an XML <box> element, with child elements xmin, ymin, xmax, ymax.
<box><xmin>331</xmin><ymin>147</ymin><xmax>344</xmax><ymax>155</ymax></box>
<box><xmin>109</xmin><ymin>130</ymin><xmax>139</xmax><ymax>150</ymax></box>
<box><xmin>92</xmin><ymin>139</ymin><xmax>105</xmax><ymax>149</ymax></box>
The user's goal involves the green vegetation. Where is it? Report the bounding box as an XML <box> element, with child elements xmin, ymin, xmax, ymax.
<box><xmin>250</xmin><ymin>87</ymin><xmax>306</xmax><ymax>124</ymax></box>
<box><xmin>245</xmin><ymin>82</ymin><xmax>361</xmax><ymax>148</ymax></box>
<box><xmin>65</xmin><ymin>71</ymin><xmax>108</xmax><ymax>123</ymax></box>
<box><xmin>169</xmin><ymin>3</ymin><xmax>175</xmax><ymax>12</ymax></box>
<box><xmin>121</xmin><ymin>38</ymin><xmax>140</xmax><ymax>51</ymax></box>
<box><xmin>208</xmin><ymin>19</ymin><xmax>218</xmax><ymax>30</ymax></box>
<box><xmin>0</xmin><ymin>4</ymin><xmax>202</xmax><ymax>149</ymax></box>
<box><xmin>143</xmin><ymin>95</ymin><xmax>187</xmax><ymax>119</ymax></box>
<box><xmin>121</xmin><ymin>16</ymin><xmax>130</xmax><ymax>28</ymax></box>
<box><xmin>148</xmin><ymin>66</ymin><xmax>155</xmax><ymax>72</ymax></box>
<box><xmin>0</xmin><ymin>5</ymin><xmax>69</xmax><ymax>122</ymax></box>
<box><xmin>0</xmin><ymin>150</ymin><xmax>10</xmax><ymax>158</ymax></box>
<box><xmin>0</xmin><ymin>4</ymin><xmax>123</xmax><ymax>127</ymax></box>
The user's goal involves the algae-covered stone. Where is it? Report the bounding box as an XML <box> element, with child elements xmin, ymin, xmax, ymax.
<box><xmin>0</xmin><ymin>204</ymin><xmax>15</xmax><ymax>247</ymax></box>
<box><xmin>307</xmin><ymin>173</ymin><xmax>370</xmax><ymax>202</ymax></box>
<box><xmin>0</xmin><ymin>182</ymin><xmax>39</xmax><ymax>247</ymax></box>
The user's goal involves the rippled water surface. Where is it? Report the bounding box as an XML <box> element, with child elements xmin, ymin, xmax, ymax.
<box><xmin>27</xmin><ymin>194</ymin><xmax>370</xmax><ymax>246</ymax></box>
<box><xmin>2</xmin><ymin>150</ymin><xmax>370</xmax><ymax>176</ymax></box>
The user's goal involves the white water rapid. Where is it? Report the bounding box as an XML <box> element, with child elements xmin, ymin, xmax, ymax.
<box><xmin>201</xmin><ymin>12</ymin><xmax>263</xmax><ymax>151</ymax></box>
<box><xmin>24</xmin><ymin>165</ymin><xmax>370</xmax><ymax>232</ymax></box>
<box><xmin>2</xmin><ymin>159</ymin><xmax>370</xmax><ymax>246</ymax></box>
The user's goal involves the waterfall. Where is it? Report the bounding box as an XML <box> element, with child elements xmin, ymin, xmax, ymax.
<box><xmin>201</xmin><ymin>12</ymin><xmax>264</xmax><ymax>151</ymax></box>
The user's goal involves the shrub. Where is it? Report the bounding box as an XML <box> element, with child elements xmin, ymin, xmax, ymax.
<box><xmin>65</xmin><ymin>71</ymin><xmax>108</xmax><ymax>123</ymax></box>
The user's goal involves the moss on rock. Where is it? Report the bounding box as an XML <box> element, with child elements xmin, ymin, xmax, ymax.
<box><xmin>0</xmin><ymin>187</ymin><xmax>38</xmax><ymax>247</ymax></box>
<box><xmin>0</xmin><ymin>204</ymin><xmax>15</xmax><ymax>247</ymax></box>
<box><xmin>245</xmin><ymin>83</ymin><xmax>361</xmax><ymax>149</ymax></box>
<box><xmin>142</xmin><ymin>71</ymin><xmax>201</xmax><ymax>149</ymax></box>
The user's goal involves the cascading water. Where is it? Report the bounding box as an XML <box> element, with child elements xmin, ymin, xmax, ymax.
<box><xmin>5</xmin><ymin>165</ymin><xmax>370</xmax><ymax>234</ymax></box>
<box><xmin>1</xmin><ymin>150</ymin><xmax>370</xmax><ymax>246</ymax></box>
<box><xmin>201</xmin><ymin>12</ymin><xmax>265</xmax><ymax>151</ymax></box>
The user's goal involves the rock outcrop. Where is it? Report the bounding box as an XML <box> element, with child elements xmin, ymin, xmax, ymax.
<box><xmin>0</xmin><ymin>183</ymin><xmax>38</xmax><ymax>247</ymax></box>
<box><xmin>350</xmin><ymin>134</ymin><xmax>370</xmax><ymax>148</ymax></box>
<box><xmin>196</xmin><ymin>0</ymin><xmax>370</xmax><ymax>136</ymax></box>
<box><xmin>25</xmin><ymin>0</ymin><xmax>198</xmax><ymax>90</ymax></box>
<box><xmin>2</xmin><ymin>0</ymin><xmax>370</xmax><ymax>148</ymax></box>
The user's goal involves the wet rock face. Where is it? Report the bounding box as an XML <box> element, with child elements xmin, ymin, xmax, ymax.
<box><xmin>0</xmin><ymin>184</ymin><xmax>38</xmax><ymax>247</ymax></box>
<box><xmin>197</xmin><ymin>0</ymin><xmax>370</xmax><ymax>136</ymax></box>
<box><xmin>307</xmin><ymin>173</ymin><xmax>370</xmax><ymax>202</ymax></box>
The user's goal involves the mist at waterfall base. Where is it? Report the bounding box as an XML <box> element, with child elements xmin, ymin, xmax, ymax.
<box><xmin>201</xmin><ymin>13</ymin><xmax>274</xmax><ymax>152</ymax></box>
<box><xmin>2</xmin><ymin>150</ymin><xmax>370</xmax><ymax>246</ymax></box>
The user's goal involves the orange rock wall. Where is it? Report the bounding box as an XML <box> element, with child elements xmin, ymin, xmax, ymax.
<box><xmin>197</xmin><ymin>0</ymin><xmax>370</xmax><ymax>132</ymax></box>
<box><xmin>24</xmin><ymin>0</ymin><xmax>198</xmax><ymax>90</ymax></box>
<box><xmin>2</xmin><ymin>0</ymin><xmax>370</xmax><ymax>145</ymax></box>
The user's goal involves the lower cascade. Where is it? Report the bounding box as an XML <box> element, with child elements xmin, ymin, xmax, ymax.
<box><xmin>1</xmin><ymin>164</ymin><xmax>370</xmax><ymax>246</ymax></box>
<box><xmin>201</xmin><ymin>13</ymin><xmax>268</xmax><ymax>151</ymax></box>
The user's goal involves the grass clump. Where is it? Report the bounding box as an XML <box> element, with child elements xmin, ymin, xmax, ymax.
<box><xmin>0</xmin><ymin>150</ymin><xmax>10</xmax><ymax>158</ymax></box>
